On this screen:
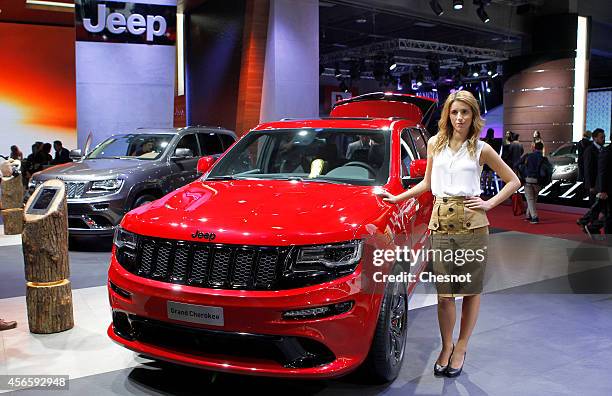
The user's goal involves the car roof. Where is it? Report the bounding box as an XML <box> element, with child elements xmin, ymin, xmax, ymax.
<box><xmin>252</xmin><ymin>117</ymin><xmax>419</xmax><ymax>132</ymax></box>
<box><xmin>123</xmin><ymin>126</ymin><xmax>236</xmax><ymax>136</ymax></box>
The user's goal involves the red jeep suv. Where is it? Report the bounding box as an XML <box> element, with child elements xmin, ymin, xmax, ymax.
<box><xmin>108</xmin><ymin>93</ymin><xmax>436</xmax><ymax>381</ymax></box>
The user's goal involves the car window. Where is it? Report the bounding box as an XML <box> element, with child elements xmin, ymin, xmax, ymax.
<box><xmin>86</xmin><ymin>134</ymin><xmax>173</xmax><ymax>160</ymax></box>
<box><xmin>209</xmin><ymin>129</ymin><xmax>391</xmax><ymax>186</ymax></box>
<box><xmin>219</xmin><ymin>134</ymin><xmax>236</xmax><ymax>150</ymax></box>
<box><xmin>405</xmin><ymin>128</ymin><xmax>427</xmax><ymax>159</ymax></box>
<box><xmin>198</xmin><ymin>133</ymin><xmax>224</xmax><ymax>155</ymax></box>
<box><xmin>175</xmin><ymin>134</ymin><xmax>200</xmax><ymax>157</ymax></box>
<box><xmin>400</xmin><ymin>140</ymin><xmax>415</xmax><ymax>178</ymax></box>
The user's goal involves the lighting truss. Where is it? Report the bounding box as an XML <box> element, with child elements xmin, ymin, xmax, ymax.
<box><xmin>320</xmin><ymin>38</ymin><xmax>509</xmax><ymax>66</ymax></box>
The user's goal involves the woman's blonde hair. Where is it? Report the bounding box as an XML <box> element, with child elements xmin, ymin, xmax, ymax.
<box><xmin>432</xmin><ymin>90</ymin><xmax>485</xmax><ymax>158</ymax></box>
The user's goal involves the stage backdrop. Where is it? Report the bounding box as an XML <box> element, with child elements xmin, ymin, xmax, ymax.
<box><xmin>0</xmin><ymin>23</ymin><xmax>77</xmax><ymax>157</ymax></box>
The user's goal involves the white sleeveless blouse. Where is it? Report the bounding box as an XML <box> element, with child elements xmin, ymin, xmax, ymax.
<box><xmin>430</xmin><ymin>136</ymin><xmax>485</xmax><ymax>197</ymax></box>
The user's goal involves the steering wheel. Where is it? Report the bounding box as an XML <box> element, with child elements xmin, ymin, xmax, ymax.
<box><xmin>343</xmin><ymin>161</ymin><xmax>377</xmax><ymax>177</ymax></box>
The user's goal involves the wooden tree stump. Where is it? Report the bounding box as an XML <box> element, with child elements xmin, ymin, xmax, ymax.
<box><xmin>22</xmin><ymin>180</ymin><xmax>69</xmax><ymax>283</ymax></box>
<box><xmin>0</xmin><ymin>175</ymin><xmax>24</xmax><ymax>210</ymax></box>
<box><xmin>22</xmin><ymin>179</ymin><xmax>73</xmax><ymax>334</ymax></box>
<box><xmin>1</xmin><ymin>208</ymin><xmax>24</xmax><ymax>234</ymax></box>
<box><xmin>26</xmin><ymin>280</ymin><xmax>74</xmax><ymax>333</ymax></box>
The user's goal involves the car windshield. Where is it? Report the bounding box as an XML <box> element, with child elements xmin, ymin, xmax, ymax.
<box><xmin>551</xmin><ymin>143</ymin><xmax>578</xmax><ymax>158</ymax></box>
<box><xmin>86</xmin><ymin>134</ymin><xmax>174</xmax><ymax>160</ymax></box>
<box><xmin>208</xmin><ymin>128</ymin><xmax>390</xmax><ymax>186</ymax></box>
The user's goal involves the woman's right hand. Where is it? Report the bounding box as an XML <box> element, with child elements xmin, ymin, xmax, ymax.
<box><xmin>375</xmin><ymin>190</ymin><xmax>401</xmax><ymax>203</ymax></box>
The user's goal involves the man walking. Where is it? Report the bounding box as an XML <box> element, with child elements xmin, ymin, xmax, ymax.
<box><xmin>596</xmin><ymin>141</ymin><xmax>611</xmax><ymax>236</ymax></box>
<box><xmin>579</xmin><ymin>128</ymin><xmax>606</xmax><ymax>230</ymax></box>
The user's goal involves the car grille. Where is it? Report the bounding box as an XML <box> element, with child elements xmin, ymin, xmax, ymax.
<box><xmin>64</xmin><ymin>181</ymin><xmax>87</xmax><ymax>199</ymax></box>
<box><xmin>131</xmin><ymin>236</ymin><xmax>291</xmax><ymax>290</ymax></box>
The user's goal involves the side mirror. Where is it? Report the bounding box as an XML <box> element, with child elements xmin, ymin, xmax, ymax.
<box><xmin>410</xmin><ymin>159</ymin><xmax>427</xmax><ymax>178</ymax></box>
<box><xmin>172</xmin><ymin>148</ymin><xmax>193</xmax><ymax>160</ymax></box>
<box><xmin>69</xmin><ymin>149</ymin><xmax>83</xmax><ymax>160</ymax></box>
<box><xmin>197</xmin><ymin>156</ymin><xmax>216</xmax><ymax>174</ymax></box>
<box><xmin>402</xmin><ymin>159</ymin><xmax>427</xmax><ymax>188</ymax></box>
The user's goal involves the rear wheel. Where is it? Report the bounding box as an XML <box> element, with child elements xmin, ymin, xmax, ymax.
<box><xmin>364</xmin><ymin>264</ymin><xmax>408</xmax><ymax>383</ymax></box>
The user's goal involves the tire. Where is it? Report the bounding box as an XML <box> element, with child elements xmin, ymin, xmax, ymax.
<box><xmin>131</xmin><ymin>194</ymin><xmax>157</xmax><ymax>209</ymax></box>
<box><xmin>363</xmin><ymin>264</ymin><xmax>409</xmax><ymax>383</ymax></box>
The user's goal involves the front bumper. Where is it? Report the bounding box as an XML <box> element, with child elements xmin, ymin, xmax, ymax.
<box><xmin>67</xmin><ymin>197</ymin><xmax>126</xmax><ymax>236</ymax></box>
<box><xmin>107</xmin><ymin>256</ymin><xmax>382</xmax><ymax>378</ymax></box>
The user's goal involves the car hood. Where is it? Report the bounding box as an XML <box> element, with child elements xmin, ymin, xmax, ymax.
<box><xmin>33</xmin><ymin>159</ymin><xmax>157</xmax><ymax>180</ymax></box>
<box><xmin>123</xmin><ymin>179</ymin><xmax>387</xmax><ymax>245</ymax></box>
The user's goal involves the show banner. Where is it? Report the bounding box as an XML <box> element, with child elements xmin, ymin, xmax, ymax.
<box><xmin>75</xmin><ymin>0</ymin><xmax>177</xmax><ymax>150</ymax></box>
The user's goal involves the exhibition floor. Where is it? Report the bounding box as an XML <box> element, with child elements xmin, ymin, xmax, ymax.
<box><xmin>1</xmin><ymin>211</ymin><xmax>611</xmax><ymax>395</ymax></box>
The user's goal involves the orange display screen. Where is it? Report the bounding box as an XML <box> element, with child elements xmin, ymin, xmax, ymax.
<box><xmin>0</xmin><ymin>23</ymin><xmax>76</xmax><ymax>154</ymax></box>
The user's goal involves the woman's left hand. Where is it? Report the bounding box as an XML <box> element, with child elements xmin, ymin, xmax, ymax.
<box><xmin>464</xmin><ymin>196</ymin><xmax>493</xmax><ymax>211</ymax></box>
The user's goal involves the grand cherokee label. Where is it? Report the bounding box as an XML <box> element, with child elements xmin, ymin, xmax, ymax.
<box><xmin>167</xmin><ymin>301</ymin><xmax>224</xmax><ymax>326</ymax></box>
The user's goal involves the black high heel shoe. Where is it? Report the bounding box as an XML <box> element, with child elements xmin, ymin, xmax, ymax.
<box><xmin>433</xmin><ymin>344</ymin><xmax>454</xmax><ymax>376</ymax></box>
<box><xmin>445</xmin><ymin>350</ymin><xmax>466</xmax><ymax>378</ymax></box>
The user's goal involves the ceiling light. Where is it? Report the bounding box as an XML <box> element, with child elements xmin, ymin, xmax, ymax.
<box><xmin>429</xmin><ymin>0</ymin><xmax>443</xmax><ymax>16</ymax></box>
<box><xmin>25</xmin><ymin>0</ymin><xmax>74</xmax><ymax>12</ymax></box>
<box><xmin>477</xmin><ymin>5</ymin><xmax>490</xmax><ymax>23</ymax></box>
<box><xmin>453</xmin><ymin>0</ymin><xmax>464</xmax><ymax>10</ymax></box>
<box><xmin>356</xmin><ymin>18</ymin><xmax>367</xmax><ymax>24</ymax></box>
<box><xmin>389</xmin><ymin>63</ymin><xmax>397</xmax><ymax>71</ymax></box>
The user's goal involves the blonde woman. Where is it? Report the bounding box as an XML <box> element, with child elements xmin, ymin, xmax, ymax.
<box><xmin>378</xmin><ymin>91</ymin><xmax>520</xmax><ymax>377</ymax></box>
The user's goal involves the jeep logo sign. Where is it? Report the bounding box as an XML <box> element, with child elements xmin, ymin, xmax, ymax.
<box><xmin>76</xmin><ymin>1</ymin><xmax>176</xmax><ymax>46</ymax></box>
<box><xmin>84</xmin><ymin>4</ymin><xmax>166</xmax><ymax>42</ymax></box>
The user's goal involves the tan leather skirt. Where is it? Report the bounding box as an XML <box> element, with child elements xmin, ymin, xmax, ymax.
<box><xmin>428</xmin><ymin>196</ymin><xmax>489</xmax><ymax>297</ymax></box>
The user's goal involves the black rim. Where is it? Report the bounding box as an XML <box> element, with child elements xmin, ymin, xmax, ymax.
<box><xmin>388</xmin><ymin>281</ymin><xmax>407</xmax><ymax>365</ymax></box>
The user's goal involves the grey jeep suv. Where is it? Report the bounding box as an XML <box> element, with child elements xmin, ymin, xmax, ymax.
<box><xmin>28</xmin><ymin>126</ymin><xmax>236</xmax><ymax>237</ymax></box>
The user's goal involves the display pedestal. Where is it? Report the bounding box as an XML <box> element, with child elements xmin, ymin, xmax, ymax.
<box><xmin>1</xmin><ymin>208</ymin><xmax>24</xmax><ymax>235</ymax></box>
<box><xmin>1</xmin><ymin>175</ymin><xmax>24</xmax><ymax>235</ymax></box>
<box><xmin>22</xmin><ymin>179</ymin><xmax>73</xmax><ymax>333</ymax></box>
<box><xmin>1</xmin><ymin>175</ymin><xmax>24</xmax><ymax>210</ymax></box>
<box><xmin>26</xmin><ymin>280</ymin><xmax>74</xmax><ymax>334</ymax></box>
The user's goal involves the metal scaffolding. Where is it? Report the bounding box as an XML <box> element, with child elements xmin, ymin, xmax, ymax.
<box><xmin>320</xmin><ymin>38</ymin><xmax>510</xmax><ymax>65</ymax></box>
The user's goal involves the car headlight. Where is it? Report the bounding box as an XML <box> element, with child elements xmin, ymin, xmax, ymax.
<box><xmin>554</xmin><ymin>163</ymin><xmax>577</xmax><ymax>174</ymax></box>
<box><xmin>88</xmin><ymin>179</ymin><xmax>124</xmax><ymax>194</ymax></box>
<box><xmin>113</xmin><ymin>227</ymin><xmax>139</xmax><ymax>271</ymax></box>
<box><xmin>292</xmin><ymin>240</ymin><xmax>363</xmax><ymax>273</ymax></box>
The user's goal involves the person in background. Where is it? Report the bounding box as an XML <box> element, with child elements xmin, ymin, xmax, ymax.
<box><xmin>596</xmin><ymin>141</ymin><xmax>611</xmax><ymax>236</ymax></box>
<box><xmin>578</xmin><ymin>128</ymin><xmax>606</xmax><ymax>230</ymax></box>
<box><xmin>508</xmin><ymin>132</ymin><xmax>524</xmax><ymax>176</ymax></box>
<box><xmin>532</xmin><ymin>130</ymin><xmax>545</xmax><ymax>155</ymax></box>
<box><xmin>345</xmin><ymin>135</ymin><xmax>371</xmax><ymax>159</ymax></box>
<box><xmin>52</xmin><ymin>140</ymin><xmax>72</xmax><ymax>165</ymax></box>
<box><xmin>577</xmin><ymin>130</ymin><xmax>592</xmax><ymax>182</ymax></box>
<box><xmin>9</xmin><ymin>145</ymin><xmax>23</xmax><ymax>161</ymax></box>
<box><xmin>37</xmin><ymin>143</ymin><xmax>53</xmax><ymax>166</ymax></box>
<box><xmin>521</xmin><ymin>141</ymin><xmax>547</xmax><ymax>224</ymax></box>
<box><xmin>500</xmin><ymin>130</ymin><xmax>513</xmax><ymax>168</ymax></box>
<box><xmin>481</xmin><ymin>128</ymin><xmax>498</xmax><ymax>194</ymax></box>
<box><xmin>584</xmin><ymin>129</ymin><xmax>606</xmax><ymax>205</ymax></box>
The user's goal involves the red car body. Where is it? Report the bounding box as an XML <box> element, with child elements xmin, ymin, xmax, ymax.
<box><xmin>108</xmin><ymin>93</ymin><xmax>436</xmax><ymax>380</ymax></box>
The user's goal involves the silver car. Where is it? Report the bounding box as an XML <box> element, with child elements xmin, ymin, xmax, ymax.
<box><xmin>550</xmin><ymin>142</ymin><xmax>579</xmax><ymax>182</ymax></box>
<box><xmin>28</xmin><ymin>126</ymin><xmax>236</xmax><ymax>237</ymax></box>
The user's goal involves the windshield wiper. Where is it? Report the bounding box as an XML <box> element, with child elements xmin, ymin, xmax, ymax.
<box><xmin>302</xmin><ymin>178</ymin><xmax>349</xmax><ymax>185</ymax></box>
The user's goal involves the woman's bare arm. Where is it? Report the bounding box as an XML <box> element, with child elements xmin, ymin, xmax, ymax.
<box><xmin>378</xmin><ymin>138</ymin><xmax>435</xmax><ymax>203</ymax></box>
<box><xmin>465</xmin><ymin>143</ymin><xmax>521</xmax><ymax>211</ymax></box>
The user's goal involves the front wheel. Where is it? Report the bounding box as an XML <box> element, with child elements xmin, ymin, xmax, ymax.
<box><xmin>364</xmin><ymin>264</ymin><xmax>409</xmax><ymax>383</ymax></box>
<box><xmin>131</xmin><ymin>194</ymin><xmax>157</xmax><ymax>209</ymax></box>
